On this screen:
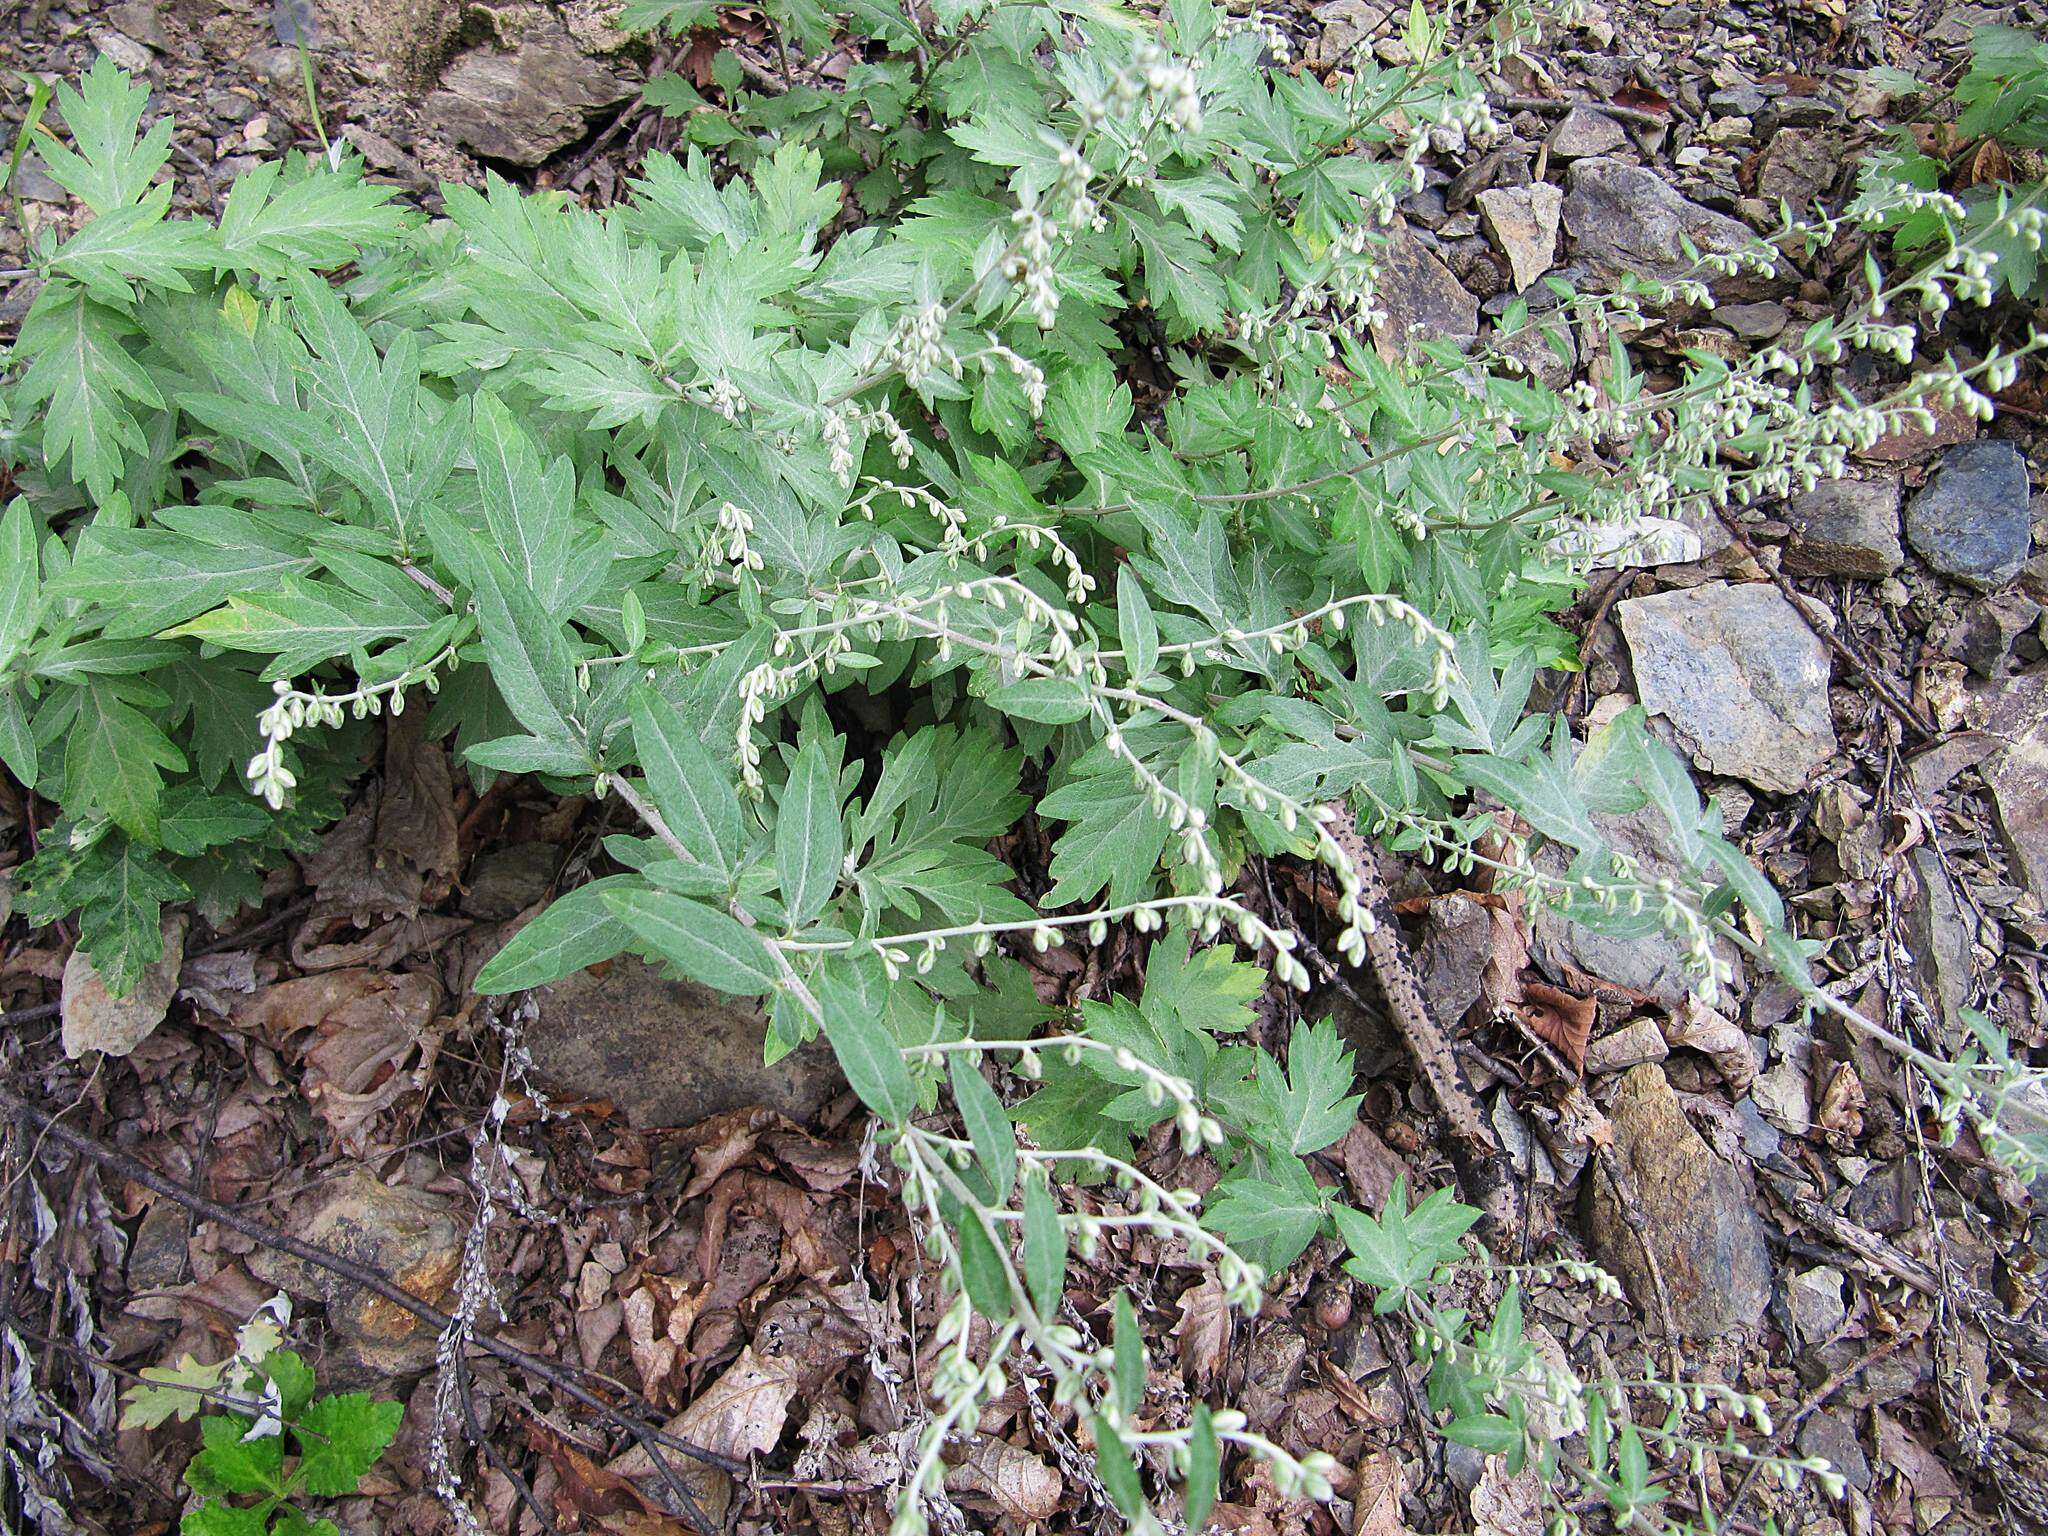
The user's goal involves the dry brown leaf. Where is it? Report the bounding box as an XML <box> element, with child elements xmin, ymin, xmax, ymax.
<box><xmin>1817</xmin><ymin>1061</ymin><xmax>1867</xmax><ymax>1137</ymax></box>
<box><xmin>1176</xmin><ymin>1273</ymin><xmax>1231</xmax><ymax>1387</ymax></box>
<box><xmin>1470</xmin><ymin>1458</ymin><xmax>1542</xmax><ymax>1536</ymax></box>
<box><xmin>1318</xmin><ymin>1357</ymin><xmax>1382</xmax><ymax>1426</ymax></box>
<box><xmin>697</xmin><ymin>1169</ymin><xmax>831</xmax><ymax>1283</ymax></box>
<box><xmin>1206</xmin><ymin>1504</ymin><xmax>1280</xmax><ymax>1536</ymax></box>
<box><xmin>1334</xmin><ymin>1122</ymin><xmax>1408</xmax><ymax>1211</ymax></box>
<box><xmin>1476</xmin><ymin>898</ymin><xmax>1530</xmax><ymax>1019</ymax></box>
<box><xmin>945</xmin><ymin>1438</ymin><xmax>1063</xmax><ymax>1520</ymax></box>
<box><xmin>62</xmin><ymin>914</ymin><xmax>186</xmax><ymax>1060</ymax></box>
<box><xmin>289</xmin><ymin>911</ymin><xmax>472</xmax><ymax>973</ymax></box>
<box><xmin>528</xmin><ymin>1419</ymin><xmax>687</xmax><ymax>1530</ymax></box>
<box><xmin>1873</xmin><ymin>1409</ymin><xmax>1961</xmax><ymax>1500</ymax></box>
<box><xmin>300</xmin><ymin>708</ymin><xmax>458</xmax><ymax>923</ymax></box>
<box><xmin>1665</xmin><ymin>998</ymin><xmax>1757</xmax><ymax>1094</ymax></box>
<box><xmin>1514</xmin><ymin>980</ymin><xmax>1595</xmax><ymax>1071</ymax></box>
<box><xmin>624</xmin><ymin>1286</ymin><xmax>679</xmax><ymax>1403</ymax></box>
<box><xmin>1959</xmin><ymin>137</ymin><xmax>2012</xmax><ymax>188</ymax></box>
<box><xmin>607</xmin><ymin>1346</ymin><xmax>802</xmax><ymax>1527</ymax></box>
<box><xmin>1353</xmin><ymin>1449</ymin><xmax>1407</xmax><ymax>1536</ymax></box>
<box><xmin>679</xmin><ymin>1108</ymin><xmax>776</xmax><ymax>1200</ymax></box>
<box><xmin>232</xmin><ymin>969</ymin><xmax>444</xmax><ymax>1154</ymax></box>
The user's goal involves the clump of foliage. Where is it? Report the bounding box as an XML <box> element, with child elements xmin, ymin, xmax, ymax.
<box><xmin>1859</xmin><ymin>25</ymin><xmax>2048</xmax><ymax>300</ymax></box>
<box><xmin>118</xmin><ymin>1298</ymin><xmax>402</xmax><ymax>1535</ymax></box>
<box><xmin>4</xmin><ymin>5</ymin><xmax>2046</xmax><ymax>1533</ymax></box>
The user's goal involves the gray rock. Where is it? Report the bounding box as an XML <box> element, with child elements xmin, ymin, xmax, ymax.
<box><xmin>1583</xmin><ymin>1018</ymin><xmax>1669</xmax><ymax>1075</ymax></box>
<box><xmin>1783</xmin><ymin>1263</ymin><xmax>1847</xmax><ymax>1346</ymax></box>
<box><xmin>1900</xmin><ymin>846</ymin><xmax>1971</xmax><ymax>1045</ymax></box>
<box><xmin>106</xmin><ymin>1</ymin><xmax>168</xmax><ymax>50</ymax></box>
<box><xmin>1562</xmin><ymin>158</ymin><xmax>1758</xmax><ymax>288</ymax></box>
<box><xmin>1797</xmin><ymin>1412</ymin><xmax>1872</xmax><ymax>1492</ymax></box>
<box><xmin>1586</xmin><ymin>1064</ymin><xmax>1773</xmax><ymax>1336</ymax></box>
<box><xmin>314</xmin><ymin>0</ymin><xmax>462</xmax><ymax>88</ymax></box>
<box><xmin>206</xmin><ymin>89</ymin><xmax>257</xmax><ymax>125</ymax></box>
<box><xmin>245</xmin><ymin>44</ymin><xmax>302</xmax><ymax>87</ymax></box>
<box><xmin>1532</xmin><ymin>804</ymin><xmax>1741</xmax><ymax>1007</ymax></box>
<box><xmin>1398</xmin><ymin>185</ymin><xmax>1449</xmax><ymax>230</ymax></box>
<box><xmin>1709</xmin><ymin>84</ymin><xmax>1768</xmax><ymax>117</ymax></box>
<box><xmin>1549</xmin><ymin>106</ymin><xmax>1627</xmax><ymax>158</ymax></box>
<box><xmin>426</xmin><ymin>18</ymin><xmax>633</xmax><ymax>166</ymax></box>
<box><xmin>1415</xmin><ymin>893</ymin><xmax>1490</xmax><ymax>1030</ymax></box>
<box><xmin>1755</xmin><ymin>128</ymin><xmax>1840</xmax><ymax>211</ymax></box>
<box><xmin>1782</xmin><ymin>477</ymin><xmax>1903</xmax><ymax>579</ymax></box>
<box><xmin>248</xmin><ymin>1173</ymin><xmax>462</xmax><ymax>1383</ymax></box>
<box><xmin>1907</xmin><ymin>441</ymin><xmax>2033</xmax><ymax>591</ymax></box>
<box><xmin>530</xmin><ymin>956</ymin><xmax>841</xmax><ymax>1128</ymax></box>
<box><xmin>1769</xmin><ymin>95</ymin><xmax>1845</xmax><ymax>129</ymax></box>
<box><xmin>126</xmin><ymin>1200</ymin><xmax>191</xmax><ymax>1291</ymax></box>
<box><xmin>91</xmin><ymin>29</ymin><xmax>156</xmax><ymax>74</ymax></box>
<box><xmin>11</xmin><ymin>156</ymin><xmax>67</xmax><ymax>205</ymax></box>
<box><xmin>1715</xmin><ymin>300</ymin><xmax>1788</xmax><ymax>340</ymax></box>
<box><xmin>1958</xmin><ymin>592</ymin><xmax>2041</xmax><ymax>678</ymax></box>
<box><xmin>462</xmin><ymin>843</ymin><xmax>560</xmax><ymax>922</ymax></box>
<box><xmin>1310</xmin><ymin>0</ymin><xmax>1398</xmax><ymax>66</ymax></box>
<box><xmin>1617</xmin><ymin>581</ymin><xmax>1838</xmax><ymax>793</ymax></box>
<box><xmin>1476</xmin><ymin>183</ymin><xmax>1563</xmax><ymax>291</ymax></box>
<box><xmin>1971</xmin><ymin>669</ymin><xmax>2048</xmax><ymax>904</ymax></box>
<box><xmin>1369</xmin><ymin>221</ymin><xmax>1479</xmax><ymax>358</ymax></box>
<box><xmin>1733</xmin><ymin>1097</ymin><xmax>1783</xmax><ymax>1161</ymax></box>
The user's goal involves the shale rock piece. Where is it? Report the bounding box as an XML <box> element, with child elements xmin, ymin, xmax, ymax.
<box><xmin>1562</xmin><ymin>158</ymin><xmax>1756</xmax><ymax>286</ymax></box>
<box><xmin>1782</xmin><ymin>477</ymin><xmax>1904</xmax><ymax>579</ymax></box>
<box><xmin>1586</xmin><ymin>1064</ymin><xmax>1772</xmax><ymax>1336</ymax></box>
<box><xmin>1617</xmin><ymin>581</ymin><xmax>1837</xmax><ymax>793</ymax></box>
<box><xmin>1906</xmin><ymin>441</ymin><xmax>2033</xmax><ymax>592</ymax></box>
<box><xmin>425</xmin><ymin>14</ymin><xmax>633</xmax><ymax>166</ymax></box>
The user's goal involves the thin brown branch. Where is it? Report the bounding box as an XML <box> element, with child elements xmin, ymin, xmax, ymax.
<box><xmin>1296</xmin><ymin>823</ymin><xmax>1522</xmax><ymax>1243</ymax></box>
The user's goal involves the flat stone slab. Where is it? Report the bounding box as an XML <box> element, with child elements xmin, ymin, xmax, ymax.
<box><xmin>1617</xmin><ymin>581</ymin><xmax>1837</xmax><ymax>794</ymax></box>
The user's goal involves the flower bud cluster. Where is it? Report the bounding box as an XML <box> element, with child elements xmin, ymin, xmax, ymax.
<box><xmin>246</xmin><ymin>656</ymin><xmax>451</xmax><ymax>809</ymax></box>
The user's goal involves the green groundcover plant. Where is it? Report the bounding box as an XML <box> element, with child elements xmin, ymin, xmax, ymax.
<box><xmin>6</xmin><ymin>3</ymin><xmax>2048</xmax><ymax>1531</ymax></box>
<box><xmin>117</xmin><ymin>1296</ymin><xmax>402</xmax><ymax>1536</ymax></box>
<box><xmin>1860</xmin><ymin>24</ymin><xmax>2048</xmax><ymax>301</ymax></box>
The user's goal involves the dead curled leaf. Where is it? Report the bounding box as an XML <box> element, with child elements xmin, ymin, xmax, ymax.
<box><xmin>299</xmin><ymin>708</ymin><xmax>459</xmax><ymax>924</ymax></box>
<box><xmin>1817</xmin><ymin>1060</ymin><xmax>1866</xmax><ymax>1138</ymax></box>
<box><xmin>528</xmin><ymin>1419</ymin><xmax>690</xmax><ymax>1533</ymax></box>
<box><xmin>609</xmin><ymin>1345</ymin><xmax>802</xmax><ymax>1524</ymax></box>
<box><xmin>62</xmin><ymin>915</ymin><xmax>187</xmax><ymax>1060</ymax></box>
<box><xmin>1175</xmin><ymin>1273</ymin><xmax>1231</xmax><ymax>1387</ymax></box>
<box><xmin>229</xmin><ymin>969</ymin><xmax>444</xmax><ymax>1153</ymax></box>
<box><xmin>1665</xmin><ymin>997</ymin><xmax>1757</xmax><ymax>1095</ymax></box>
<box><xmin>1470</xmin><ymin>1458</ymin><xmax>1542</xmax><ymax>1536</ymax></box>
<box><xmin>1514</xmin><ymin>980</ymin><xmax>1596</xmax><ymax>1071</ymax></box>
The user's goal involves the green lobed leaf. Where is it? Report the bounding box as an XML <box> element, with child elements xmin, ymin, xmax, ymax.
<box><xmin>293</xmin><ymin>1393</ymin><xmax>404</xmax><ymax>1496</ymax></box>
